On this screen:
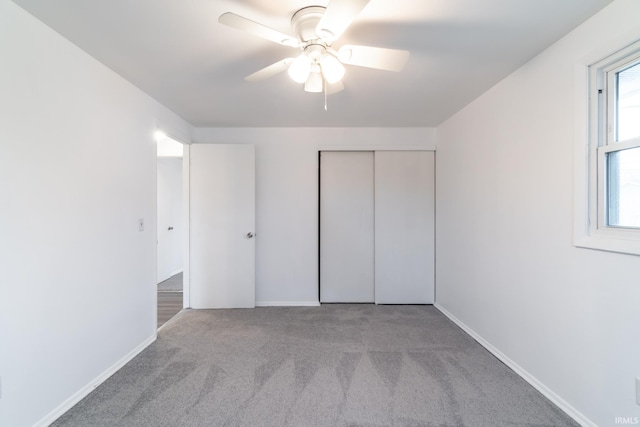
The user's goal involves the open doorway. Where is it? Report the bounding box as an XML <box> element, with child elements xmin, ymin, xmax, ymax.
<box><xmin>156</xmin><ymin>134</ymin><xmax>185</xmax><ymax>328</ymax></box>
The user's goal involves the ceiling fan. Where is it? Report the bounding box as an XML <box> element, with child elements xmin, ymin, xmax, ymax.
<box><xmin>218</xmin><ymin>0</ymin><xmax>410</xmax><ymax>95</ymax></box>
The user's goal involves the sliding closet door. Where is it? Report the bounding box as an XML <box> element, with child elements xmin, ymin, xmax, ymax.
<box><xmin>375</xmin><ymin>151</ymin><xmax>435</xmax><ymax>304</ymax></box>
<box><xmin>320</xmin><ymin>151</ymin><xmax>375</xmax><ymax>303</ymax></box>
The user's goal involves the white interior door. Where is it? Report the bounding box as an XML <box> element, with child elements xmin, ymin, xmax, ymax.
<box><xmin>374</xmin><ymin>151</ymin><xmax>435</xmax><ymax>304</ymax></box>
<box><xmin>190</xmin><ymin>144</ymin><xmax>255</xmax><ymax>309</ymax></box>
<box><xmin>320</xmin><ymin>151</ymin><xmax>375</xmax><ymax>303</ymax></box>
<box><xmin>157</xmin><ymin>157</ymin><xmax>182</xmax><ymax>283</ymax></box>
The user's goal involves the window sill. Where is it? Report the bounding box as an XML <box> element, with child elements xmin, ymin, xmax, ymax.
<box><xmin>574</xmin><ymin>232</ymin><xmax>640</xmax><ymax>256</ymax></box>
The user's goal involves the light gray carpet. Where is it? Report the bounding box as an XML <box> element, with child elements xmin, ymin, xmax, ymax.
<box><xmin>158</xmin><ymin>272</ymin><xmax>183</xmax><ymax>292</ymax></box>
<box><xmin>52</xmin><ymin>305</ymin><xmax>578</xmax><ymax>427</ymax></box>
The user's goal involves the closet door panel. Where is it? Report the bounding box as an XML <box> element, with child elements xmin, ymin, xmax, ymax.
<box><xmin>375</xmin><ymin>151</ymin><xmax>435</xmax><ymax>304</ymax></box>
<box><xmin>320</xmin><ymin>151</ymin><xmax>375</xmax><ymax>303</ymax></box>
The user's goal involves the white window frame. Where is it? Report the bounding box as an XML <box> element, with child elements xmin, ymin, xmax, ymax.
<box><xmin>574</xmin><ymin>39</ymin><xmax>640</xmax><ymax>256</ymax></box>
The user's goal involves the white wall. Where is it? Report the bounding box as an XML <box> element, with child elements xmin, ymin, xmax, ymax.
<box><xmin>193</xmin><ymin>128</ymin><xmax>436</xmax><ymax>305</ymax></box>
<box><xmin>157</xmin><ymin>136</ymin><xmax>184</xmax><ymax>157</ymax></box>
<box><xmin>0</xmin><ymin>1</ymin><xmax>191</xmax><ymax>426</ymax></box>
<box><xmin>435</xmin><ymin>1</ymin><xmax>640</xmax><ymax>426</ymax></box>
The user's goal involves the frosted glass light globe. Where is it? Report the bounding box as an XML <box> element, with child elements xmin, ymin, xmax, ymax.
<box><xmin>321</xmin><ymin>54</ymin><xmax>345</xmax><ymax>84</ymax></box>
<box><xmin>288</xmin><ymin>54</ymin><xmax>312</xmax><ymax>83</ymax></box>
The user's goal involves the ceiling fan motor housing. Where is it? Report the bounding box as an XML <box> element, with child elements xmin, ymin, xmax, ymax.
<box><xmin>291</xmin><ymin>6</ymin><xmax>326</xmax><ymax>43</ymax></box>
<box><xmin>304</xmin><ymin>43</ymin><xmax>327</xmax><ymax>61</ymax></box>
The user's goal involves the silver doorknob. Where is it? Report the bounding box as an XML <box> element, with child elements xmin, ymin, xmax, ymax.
<box><xmin>246</xmin><ymin>232</ymin><xmax>254</xmax><ymax>238</ymax></box>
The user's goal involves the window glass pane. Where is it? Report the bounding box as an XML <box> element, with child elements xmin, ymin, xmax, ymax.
<box><xmin>607</xmin><ymin>146</ymin><xmax>640</xmax><ymax>227</ymax></box>
<box><xmin>617</xmin><ymin>61</ymin><xmax>640</xmax><ymax>142</ymax></box>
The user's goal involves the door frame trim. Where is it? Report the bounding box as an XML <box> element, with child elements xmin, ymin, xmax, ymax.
<box><xmin>155</xmin><ymin>129</ymin><xmax>191</xmax><ymax>312</ymax></box>
<box><xmin>318</xmin><ymin>145</ymin><xmax>436</xmax><ymax>152</ymax></box>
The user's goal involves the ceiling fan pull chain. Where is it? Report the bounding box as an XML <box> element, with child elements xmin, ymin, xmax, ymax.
<box><xmin>324</xmin><ymin>76</ymin><xmax>328</xmax><ymax>111</ymax></box>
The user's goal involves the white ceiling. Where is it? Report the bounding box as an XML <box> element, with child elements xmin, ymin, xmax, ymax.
<box><xmin>13</xmin><ymin>0</ymin><xmax>612</xmax><ymax>127</ymax></box>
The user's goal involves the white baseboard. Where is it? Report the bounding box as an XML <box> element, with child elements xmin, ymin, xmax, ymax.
<box><xmin>255</xmin><ymin>301</ymin><xmax>321</xmax><ymax>307</ymax></box>
<box><xmin>434</xmin><ymin>303</ymin><xmax>596</xmax><ymax>427</ymax></box>
<box><xmin>34</xmin><ymin>334</ymin><xmax>157</xmax><ymax>427</ymax></box>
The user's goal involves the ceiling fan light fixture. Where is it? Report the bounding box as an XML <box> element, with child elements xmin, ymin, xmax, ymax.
<box><xmin>321</xmin><ymin>54</ymin><xmax>345</xmax><ymax>84</ymax></box>
<box><xmin>304</xmin><ymin>70</ymin><xmax>324</xmax><ymax>93</ymax></box>
<box><xmin>220</xmin><ymin>0</ymin><xmax>410</xmax><ymax>102</ymax></box>
<box><xmin>288</xmin><ymin>54</ymin><xmax>312</xmax><ymax>83</ymax></box>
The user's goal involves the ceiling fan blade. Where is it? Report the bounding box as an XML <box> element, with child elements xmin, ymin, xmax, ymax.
<box><xmin>245</xmin><ymin>58</ymin><xmax>293</xmax><ymax>82</ymax></box>
<box><xmin>219</xmin><ymin>12</ymin><xmax>299</xmax><ymax>47</ymax></box>
<box><xmin>338</xmin><ymin>45</ymin><xmax>410</xmax><ymax>72</ymax></box>
<box><xmin>315</xmin><ymin>0</ymin><xmax>370</xmax><ymax>41</ymax></box>
<box><xmin>326</xmin><ymin>80</ymin><xmax>344</xmax><ymax>95</ymax></box>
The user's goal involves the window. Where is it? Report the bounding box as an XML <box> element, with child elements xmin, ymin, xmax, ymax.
<box><xmin>575</xmin><ymin>40</ymin><xmax>640</xmax><ymax>256</ymax></box>
<box><xmin>598</xmin><ymin>55</ymin><xmax>640</xmax><ymax>229</ymax></box>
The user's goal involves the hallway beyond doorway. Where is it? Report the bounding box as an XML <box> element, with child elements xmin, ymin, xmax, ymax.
<box><xmin>158</xmin><ymin>272</ymin><xmax>182</xmax><ymax>328</ymax></box>
<box><xmin>158</xmin><ymin>271</ymin><xmax>183</xmax><ymax>292</ymax></box>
